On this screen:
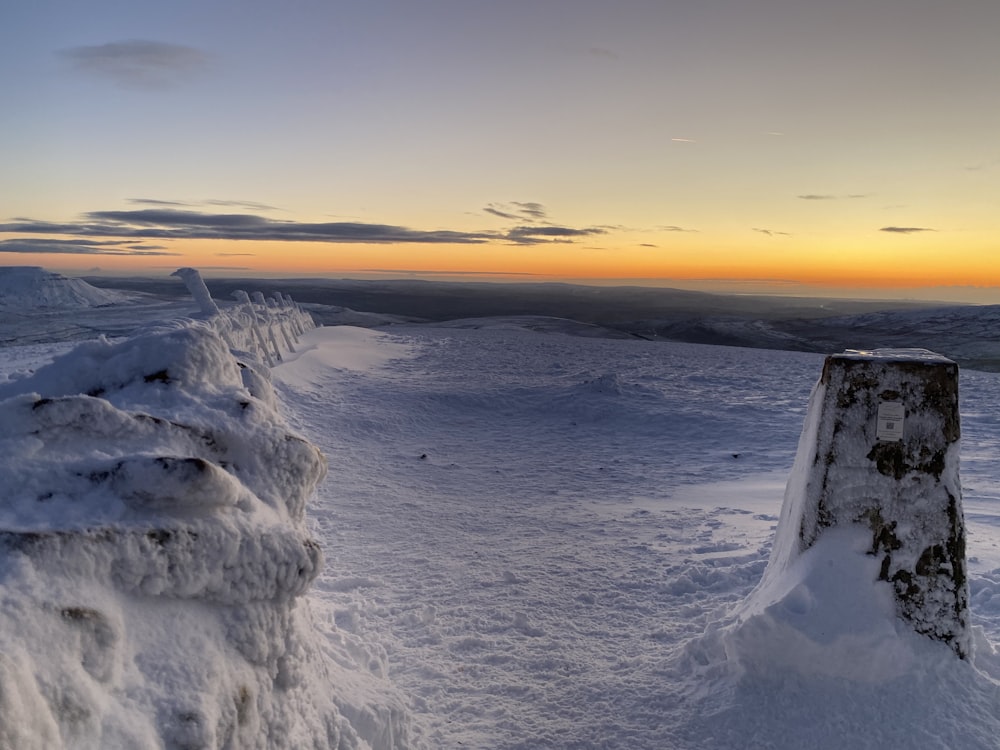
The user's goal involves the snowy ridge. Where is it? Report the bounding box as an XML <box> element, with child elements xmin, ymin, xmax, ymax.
<box><xmin>0</xmin><ymin>295</ymin><xmax>412</xmax><ymax>747</ymax></box>
<box><xmin>0</xmin><ymin>266</ymin><xmax>130</xmax><ymax>309</ymax></box>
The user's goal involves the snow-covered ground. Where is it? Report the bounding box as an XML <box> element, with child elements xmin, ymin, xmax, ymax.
<box><xmin>5</xmin><ymin>275</ymin><xmax>1000</xmax><ymax>747</ymax></box>
<box><xmin>271</xmin><ymin>324</ymin><xmax>1000</xmax><ymax>749</ymax></box>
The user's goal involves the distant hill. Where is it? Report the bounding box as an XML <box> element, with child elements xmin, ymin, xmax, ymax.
<box><xmin>0</xmin><ymin>267</ymin><xmax>130</xmax><ymax>309</ymax></box>
<box><xmin>81</xmin><ymin>274</ymin><xmax>1000</xmax><ymax>370</ymax></box>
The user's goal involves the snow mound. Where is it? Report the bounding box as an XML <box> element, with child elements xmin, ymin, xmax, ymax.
<box><xmin>0</xmin><ymin>317</ymin><xmax>412</xmax><ymax>748</ymax></box>
<box><xmin>665</xmin><ymin>357</ymin><xmax>999</xmax><ymax>749</ymax></box>
<box><xmin>669</xmin><ymin>525</ymin><xmax>1000</xmax><ymax>749</ymax></box>
<box><xmin>0</xmin><ymin>266</ymin><xmax>129</xmax><ymax>309</ymax></box>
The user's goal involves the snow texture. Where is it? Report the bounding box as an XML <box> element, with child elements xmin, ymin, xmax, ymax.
<box><xmin>8</xmin><ymin>284</ymin><xmax>1000</xmax><ymax>748</ymax></box>
<box><xmin>0</xmin><ymin>266</ymin><xmax>129</xmax><ymax>309</ymax></box>
<box><xmin>0</xmin><ymin>282</ymin><xmax>411</xmax><ymax>748</ymax></box>
<box><xmin>270</xmin><ymin>323</ymin><xmax>1000</xmax><ymax>749</ymax></box>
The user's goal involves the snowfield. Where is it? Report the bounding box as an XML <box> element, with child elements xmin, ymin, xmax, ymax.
<box><xmin>273</xmin><ymin>324</ymin><xmax>1000</xmax><ymax>749</ymax></box>
<box><xmin>5</xmin><ymin>273</ymin><xmax>1000</xmax><ymax>748</ymax></box>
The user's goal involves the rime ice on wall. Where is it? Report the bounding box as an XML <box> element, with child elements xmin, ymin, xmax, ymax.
<box><xmin>768</xmin><ymin>348</ymin><xmax>969</xmax><ymax>657</ymax></box>
<box><xmin>0</xmin><ymin>294</ymin><xmax>408</xmax><ymax>746</ymax></box>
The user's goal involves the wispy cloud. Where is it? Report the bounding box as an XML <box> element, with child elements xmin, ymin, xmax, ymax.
<box><xmin>481</xmin><ymin>201</ymin><xmax>609</xmax><ymax>244</ymax></box>
<box><xmin>204</xmin><ymin>199</ymin><xmax>281</xmax><ymax>212</ymax></box>
<box><xmin>503</xmin><ymin>225</ymin><xmax>606</xmax><ymax>245</ymax></box>
<box><xmin>59</xmin><ymin>40</ymin><xmax>209</xmax><ymax>90</ymax></box>
<box><xmin>880</xmin><ymin>226</ymin><xmax>935</xmax><ymax>234</ymax></box>
<box><xmin>128</xmin><ymin>198</ymin><xmax>192</xmax><ymax>207</ymax></box>
<box><xmin>129</xmin><ymin>197</ymin><xmax>281</xmax><ymax>212</ymax></box>
<box><xmin>752</xmin><ymin>228</ymin><xmax>791</xmax><ymax>237</ymax></box>
<box><xmin>0</xmin><ymin>238</ymin><xmax>179</xmax><ymax>256</ymax></box>
<box><xmin>798</xmin><ymin>194</ymin><xmax>869</xmax><ymax>200</ymax></box>
<box><xmin>964</xmin><ymin>158</ymin><xmax>999</xmax><ymax>172</ymax></box>
<box><xmin>588</xmin><ymin>47</ymin><xmax>620</xmax><ymax>60</ymax></box>
<box><xmin>658</xmin><ymin>225</ymin><xmax>697</xmax><ymax>233</ymax></box>
<box><xmin>484</xmin><ymin>201</ymin><xmax>548</xmax><ymax>222</ymax></box>
<box><xmin>360</xmin><ymin>269</ymin><xmax>544</xmax><ymax>278</ymax></box>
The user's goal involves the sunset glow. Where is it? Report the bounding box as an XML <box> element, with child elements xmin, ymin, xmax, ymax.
<box><xmin>2</xmin><ymin>2</ymin><xmax>999</xmax><ymax>301</ymax></box>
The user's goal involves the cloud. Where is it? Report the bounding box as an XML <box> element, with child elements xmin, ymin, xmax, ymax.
<box><xmin>964</xmin><ymin>158</ymin><xmax>999</xmax><ymax>172</ymax></box>
<box><xmin>484</xmin><ymin>202</ymin><xmax>548</xmax><ymax>222</ymax></box>
<box><xmin>360</xmin><ymin>269</ymin><xmax>544</xmax><ymax>278</ymax></box>
<box><xmin>204</xmin><ymin>199</ymin><xmax>281</xmax><ymax>212</ymax></box>
<box><xmin>59</xmin><ymin>40</ymin><xmax>209</xmax><ymax>89</ymax></box>
<box><xmin>0</xmin><ymin>238</ymin><xmax>179</xmax><ymax>256</ymax></box>
<box><xmin>1</xmin><ymin>209</ymin><xmax>494</xmax><ymax>245</ymax></box>
<box><xmin>128</xmin><ymin>198</ymin><xmax>193</xmax><ymax>207</ymax></box>
<box><xmin>879</xmin><ymin>226</ymin><xmax>935</xmax><ymax>234</ymax></box>
<box><xmin>588</xmin><ymin>47</ymin><xmax>620</xmax><ymax>60</ymax></box>
<box><xmin>658</xmin><ymin>225</ymin><xmax>697</xmax><ymax>233</ymax></box>
<box><xmin>130</xmin><ymin>197</ymin><xmax>281</xmax><ymax>212</ymax></box>
<box><xmin>639</xmin><ymin>243</ymin><xmax>658</xmax><ymax>248</ymax></box>
<box><xmin>503</xmin><ymin>225</ymin><xmax>606</xmax><ymax>245</ymax></box>
<box><xmin>798</xmin><ymin>194</ymin><xmax>868</xmax><ymax>200</ymax></box>
<box><xmin>752</xmin><ymin>228</ymin><xmax>791</xmax><ymax>237</ymax></box>
<box><xmin>482</xmin><ymin>202</ymin><xmax>603</xmax><ymax>243</ymax></box>
<box><xmin>2</xmin><ymin>205</ymin><xmax>612</xmax><ymax>250</ymax></box>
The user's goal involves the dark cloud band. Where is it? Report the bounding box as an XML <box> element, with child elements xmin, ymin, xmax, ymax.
<box><xmin>0</xmin><ymin>238</ymin><xmax>179</xmax><ymax>256</ymax></box>
<box><xmin>2</xmin><ymin>206</ymin><xmax>608</xmax><ymax>248</ymax></box>
<box><xmin>880</xmin><ymin>226</ymin><xmax>935</xmax><ymax>234</ymax></box>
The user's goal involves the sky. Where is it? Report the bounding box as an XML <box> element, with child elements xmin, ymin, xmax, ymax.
<box><xmin>2</xmin><ymin>0</ymin><xmax>999</xmax><ymax>301</ymax></box>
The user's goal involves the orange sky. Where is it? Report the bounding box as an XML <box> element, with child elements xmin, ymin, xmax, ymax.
<box><xmin>2</xmin><ymin>2</ymin><xmax>999</xmax><ymax>302</ymax></box>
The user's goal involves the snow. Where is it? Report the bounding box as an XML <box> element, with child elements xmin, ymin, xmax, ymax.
<box><xmin>6</xmin><ymin>286</ymin><xmax>1000</xmax><ymax>747</ymax></box>
<box><xmin>0</xmin><ymin>294</ymin><xmax>411</xmax><ymax>748</ymax></box>
<box><xmin>0</xmin><ymin>267</ymin><xmax>131</xmax><ymax>309</ymax></box>
<box><xmin>268</xmin><ymin>324</ymin><xmax>1000</xmax><ymax>747</ymax></box>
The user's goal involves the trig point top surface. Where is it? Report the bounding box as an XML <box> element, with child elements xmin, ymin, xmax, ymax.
<box><xmin>833</xmin><ymin>348</ymin><xmax>956</xmax><ymax>365</ymax></box>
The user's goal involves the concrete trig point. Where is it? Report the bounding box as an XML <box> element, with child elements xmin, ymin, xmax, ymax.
<box><xmin>774</xmin><ymin>348</ymin><xmax>969</xmax><ymax>657</ymax></box>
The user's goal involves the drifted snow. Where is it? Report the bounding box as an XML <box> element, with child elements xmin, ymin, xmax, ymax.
<box><xmin>0</xmin><ymin>266</ymin><xmax>131</xmax><ymax>309</ymax></box>
<box><xmin>7</xmin><ymin>307</ymin><xmax>1000</xmax><ymax>748</ymax></box>
<box><xmin>0</xmin><ymin>316</ymin><xmax>412</xmax><ymax>748</ymax></box>
<box><xmin>272</xmin><ymin>324</ymin><xmax>1000</xmax><ymax>749</ymax></box>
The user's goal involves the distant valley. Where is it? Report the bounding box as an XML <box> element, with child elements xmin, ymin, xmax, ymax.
<box><xmin>82</xmin><ymin>276</ymin><xmax>1000</xmax><ymax>372</ymax></box>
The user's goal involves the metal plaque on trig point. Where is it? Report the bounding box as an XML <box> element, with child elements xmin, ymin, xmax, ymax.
<box><xmin>876</xmin><ymin>401</ymin><xmax>905</xmax><ymax>442</ymax></box>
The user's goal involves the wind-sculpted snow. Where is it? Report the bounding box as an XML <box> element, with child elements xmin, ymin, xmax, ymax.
<box><xmin>0</xmin><ymin>266</ymin><xmax>131</xmax><ymax>309</ymax></box>
<box><xmin>271</xmin><ymin>323</ymin><xmax>1000</xmax><ymax>749</ymax></box>
<box><xmin>0</xmin><ymin>308</ymin><xmax>411</xmax><ymax>748</ymax></box>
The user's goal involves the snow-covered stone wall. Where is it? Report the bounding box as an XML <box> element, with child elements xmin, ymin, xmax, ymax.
<box><xmin>768</xmin><ymin>348</ymin><xmax>969</xmax><ymax>657</ymax></box>
<box><xmin>0</xmin><ymin>274</ymin><xmax>409</xmax><ymax>748</ymax></box>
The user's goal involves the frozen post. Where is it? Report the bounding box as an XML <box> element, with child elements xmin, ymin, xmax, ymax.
<box><xmin>771</xmin><ymin>348</ymin><xmax>969</xmax><ymax>657</ymax></box>
<box><xmin>171</xmin><ymin>267</ymin><xmax>220</xmax><ymax>316</ymax></box>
